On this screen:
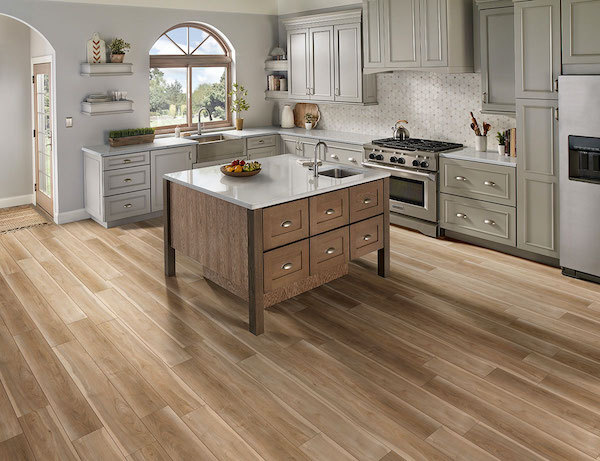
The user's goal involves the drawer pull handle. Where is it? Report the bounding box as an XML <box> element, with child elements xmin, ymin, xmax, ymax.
<box><xmin>325</xmin><ymin>247</ymin><xmax>336</xmax><ymax>255</ymax></box>
<box><xmin>282</xmin><ymin>263</ymin><xmax>293</xmax><ymax>270</ymax></box>
<box><xmin>325</xmin><ymin>208</ymin><xmax>335</xmax><ymax>215</ymax></box>
<box><xmin>363</xmin><ymin>198</ymin><xmax>372</xmax><ymax>205</ymax></box>
<box><xmin>281</xmin><ymin>220</ymin><xmax>293</xmax><ymax>228</ymax></box>
<box><xmin>123</xmin><ymin>159</ymin><xmax>132</xmax><ymax>164</ymax></box>
<box><xmin>484</xmin><ymin>180</ymin><xmax>496</xmax><ymax>187</ymax></box>
<box><xmin>455</xmin><ymin>176</ymin><xmax>467</xmax><ymax>181</ymax></box>
<box><xmin>123</xmin><ymin>203</ymin><xmax>133</xmax><ymax>209</ymax></box>
<box><xmin>348</xmin><ymin>157</ymin><xmax>356</xmax><ymax>163</ymax></box>
<box><xmin>484</xmin><ymin>219</ymin><xmax>496</xmax><ymax>225</ymax></box>
<box><xmin>363</xmin><ymin>234</ymin><xmax>373</xmax><ymax>241</ymax></box>
<box><xmin>330</xmin><ymin>154</ymin><xmax>339</xmax><ymax>160</ymax></box>
<box><xmin>123</xmin><ymin>178</ymin><xmax>132</xmax><ymax>183</ymax></box>
<box><xmin>456</xmin><ymin>213</ymin><xmax>467</xmax><ymax>219</ymax></box>
<box><xmin>258</xmin><ymin>139</ymin><xmax>264</xmax><ymax>143</ymax></box>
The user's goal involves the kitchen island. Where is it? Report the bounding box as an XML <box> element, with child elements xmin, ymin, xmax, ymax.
<box><xmin>163</xmin><ymin>154</ymin><xmax>390</xmax><ymax>334</ymax></box>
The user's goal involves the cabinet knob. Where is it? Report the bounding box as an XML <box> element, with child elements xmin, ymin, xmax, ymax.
<box><xmin>484</xmin><ymin>219</ymin><xmax>495</xmax><ymax>225</ymax></box>
<box><xmin>330</xmin><ymin>154</ymin><xmax>339</xmax><ymax>160</ymax></box>
<box><xmin>281</xmin><ymin>220</ymin><xmax>293</xmax><ymax>228</ymax></box>
<box><xmin>123</xmin><ymin>159</ymin><xmax>132</xmax><ymax>164</ymax></box>
<box><xmin>363</xmin><ymin>234</ymin><xmax>372</xmax><ymax>241</ymax></box>
<box><xmin>123</xmin><ymin>178</ymin><xmax>132</xmax><ymax>183</ymax></box>
<box><xmin>325</xmin><ymin>208</ymin><xmax>335</xmax><ymax>215</ymax></box>
<box><xmin>363</xmin><ymin>197</ymin><xmax>372</xmax><ymax>205</ymax></box>
<box><xmin>455</xmin><ymin>176</ymin><xmax>467</xmax><ymax>181</ymax></box>
<box><xmin>456</xmin><ymin>213</ymin><xmax>467</xmax><ymax>219</ymax></box>
<box><xmin>348</xmin><ymin>157</ymin><xmax>356</xmax><ymax>163</ymax></box>
<box><xmin>258</xmin><ymin>139</ymin><xmax>264</xmax><ymax>143</ymax></box>
<box><xmin>325</xmin><ymin>247</ymin><xmax>336</xmax><ymax>255</ymax></box>
<box><xmin>483</xmin><ymin>180</ymin><xmax>495</xmax><ymax>187</ymax></box>
<box><xmin>123</xmin><ymin>203</ymin><xmax>133</xmax><ymax>209</ymax></box>
<box><xmin>282</xmin><ymin>263</ymin><xmax>293</xmax><ymax>270</ymax></box>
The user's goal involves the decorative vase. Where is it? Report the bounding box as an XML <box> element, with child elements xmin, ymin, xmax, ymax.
<box><xmin>305</xmin><ymin>122</ymin><xmax>313</xmax><ymax>130</ymax></box>
<box><xmin>475</xmin><ymin>135</ymin><xmax>488</xmax><ymax>152</ymax></box>
<box><xmin>498</xmin><ymin>144</ymin><xmax>505</xmax><ymax>155</ymax></box>
<box><xmin>281</xmin><ymin>104</ymin><xmax>295</xmax><ymax>128</ymax></box>
<box><xmin>110</xmin><ymin>53</ymin><xmax>125</xmax><ymax>63</ymax></box>
<box><xmin>235</xmin><ymin>118</ymin><xmax>244</xmax><ymax>130</ymax></box>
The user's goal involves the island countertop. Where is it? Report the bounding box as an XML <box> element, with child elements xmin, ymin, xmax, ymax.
<box><xmin>164</xmin><ymin>154</ymin><xmax>390</xmax><ymax>210</ymax></box>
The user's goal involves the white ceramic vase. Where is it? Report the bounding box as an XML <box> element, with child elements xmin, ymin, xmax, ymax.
<box><xmin>305</xmin><ymin>122</ymin><xmax>313</xmax><ymax>130</ymax></box>
<box><xmin>281</xmin><ymin>105</ymin><xmax>295</xmax><ymax>128</ymax></box>
<box><xmin>498</xmin><ymin>144</ymin><xmax>505</xmax><ymax>155</ymax></box>
<box><xmin>475</xmin><ymin>135</ymin><xmax>488</xmax><ymax>152</ymax></box>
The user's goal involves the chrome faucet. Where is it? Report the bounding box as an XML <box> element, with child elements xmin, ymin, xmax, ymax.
<box><xmin>197</xmin><ymin>108</ymin><xmax>209</xmax><ymax>135</ymax></box>
<box><xmin>313</xmin><ymin>141</ymin><xmax>327</xmax><ymax>177</ymax></box>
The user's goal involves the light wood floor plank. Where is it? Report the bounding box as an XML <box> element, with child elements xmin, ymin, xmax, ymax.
<box><xmin>0</xmin><ymin>379</ymin><xmax>21</xmax><ymax>443</ymax></box>
<box><xmin>0</xmin><ymin>434</ymin><xmax>36</xmax><ymax>461</ymax></box>
<box><xmin>73</xmin><ymin>428</ymin><xmax>125</xmax><ymax>461</ymax></box>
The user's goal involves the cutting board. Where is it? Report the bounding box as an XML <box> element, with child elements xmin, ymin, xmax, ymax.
<box><xmin>293</xmin><ymin>103</ymin><xmax>321</xmax><ymax>128</ymax></box>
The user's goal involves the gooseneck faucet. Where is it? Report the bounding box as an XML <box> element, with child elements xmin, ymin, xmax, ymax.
<box><xmin>314</xmin><ymin>141</ymin><xmax>327</xmax><ymax>177</ymax></box>
<box><xmin>197</xmin><ymin>108</ymin><xmax>209</xmax><ymax>135</ymax></box>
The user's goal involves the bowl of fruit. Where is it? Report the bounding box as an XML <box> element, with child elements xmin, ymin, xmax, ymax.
<box><xmin>220</xmin><ymin>159</ymin><xmax>262</xmax><ymax>177</ymax></box>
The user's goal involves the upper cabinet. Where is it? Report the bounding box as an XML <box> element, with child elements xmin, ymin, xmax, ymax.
<box><xmin>514</xmin><ymin>0</ymin><xmax>561</xmax><ymax>99</ymax></box>
<box><xmin>363</xmin><ymin>0</ymin><xmax>473</xmax><ymax>73</ymax></box>
<box><xmin>562</xmin><ymin>0</ymin><xmax>600</xmax><ymax>74</ymax></box>
<box><xmin>477</xmin><ymin>2</ymin><xmax>515</xmax><ymax>114</ymax></box>
<box><xmin>284</xmin><ymin>10</ymin><xmax>377</xmax><ymax>105</ymax></box>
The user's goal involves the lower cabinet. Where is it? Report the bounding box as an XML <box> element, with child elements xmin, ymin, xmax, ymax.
<box><xmin>350</xmin><ymin>215</ymin><xmax>385</xmax><ymax>259</ymax></box>
<box><xmin>263</xmin><ymin>240</ymin><xmax>310</xmax><ymax>293</ymax></box>
<box><xmin>151</xmin><ymin>146</ymin><xmax>195</xmax><ymax>212</ymax></box>
<box><xmin>280</xmin><ymin>135</ymin><xmax>318</xmax><ymax>157</ymax></box>
<box><xmin>325</xmin><ymin>141</ymin><xmax>363</xmax><ymax>167</ymax></box>
<box><xmin>104</xmin><ymin>190</ymin><xmax>152</xmax><ymax>223</ymax></box>
<box><xmin>310</xmin><ymin>227</ymin><xmax>350</xmax><ymax>274</ymax></box>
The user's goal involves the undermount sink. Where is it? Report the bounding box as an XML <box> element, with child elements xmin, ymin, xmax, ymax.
<box><xmin>318</xmin><ymin>168</ymin><xmax>361</xmax><ymax>179</ymax></box>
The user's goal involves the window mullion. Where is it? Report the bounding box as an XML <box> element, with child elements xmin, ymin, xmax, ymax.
<box><xmin>187</xmin><ymin>65</ymin><xmax>193</xmax><ymax>128</ymax></box>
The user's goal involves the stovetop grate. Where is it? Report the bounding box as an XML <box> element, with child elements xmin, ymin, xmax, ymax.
<box><xmin>372</xmin><ymin>138</ymin><xmax>463</xmax><ymax>153</ymax></box>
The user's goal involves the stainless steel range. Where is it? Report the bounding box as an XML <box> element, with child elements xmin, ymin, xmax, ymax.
<box><xmin>362</xmin><ymin>137</ymin><xmax>463</xmax><ymax>237</ymax></box>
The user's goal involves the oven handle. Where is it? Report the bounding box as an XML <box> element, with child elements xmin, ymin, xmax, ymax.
<box><xmin>361</xmin><ymin>162</ymin><xmax>437</xmax><ymax>182</ymax></box>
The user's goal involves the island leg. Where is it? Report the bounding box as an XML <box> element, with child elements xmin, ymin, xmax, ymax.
<box><xmin>163</xmin><ymin>179</ymin><xmax>176</xmax><ymax>277</ymax></box>
<box><xmin>378</xmin><ymin>177</ymin><xmax>390</xmax><ymax>278</ymax></box>
<box><xmin>247</xmin><ymin>208</ymin><xmax>264</xmax><ymax>335</ymax></box>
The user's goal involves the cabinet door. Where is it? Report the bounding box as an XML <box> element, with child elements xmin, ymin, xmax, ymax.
<box><xmin>334</xmin><ymin>24</ymin><xmax>362</xmax><ymax>103</ymax></box>
<box><xmin>419</xmin><ymin>0</ymin><xmax>448</xmax><ymax>67</ymax></box>
<box><xmin>384</xmin><ymin>0</ymin><xmax>421</xmax><ymax>68</ymax></box>
<box><xmin>562</xmin><ymin>0</ymin><xmax>600</xmax><ymax>71</ymax></box>
<box><xmin>480</xmin><ymin>7</ymin><xmax>515</xmax><ymax>113</ymax></box>
<box><xmin>309</xmin><ymin>26</ymin><xmax>335</xmax><ymax>101</ymax></box>
<box><xmin>288</xmin><ymin>29</ymin><xmax>310</xmax><ymax>100</ymax></box>
<box><xmin>151</xmin><ymin>147</ymin><xmax>193</xmax><ymax>212</ymax></box>
<box><xmin>516</xmin><ymin>99</ymin><xmax>559</xmax><ymax>258</ymax></box>
<box><xmin>300</xmin><ymin>138</ymin><xmax>318</xmax><ymax>158</ymax></box>
<box><xmin>281</xmin><ymin>137</ymin><xmax>300</xmax><ymax>155</ymax></box>
<box><xmin>514</xmin><ymin>0</ymin><xmax>560</xmax><ymax>99</ymax></box>
<box><xmin>363</xmin><ymin>0</ymin><xmax>384</xmax><ymax>68</ymax></box>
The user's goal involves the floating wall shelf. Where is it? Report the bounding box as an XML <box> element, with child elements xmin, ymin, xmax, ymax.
<box><xmin>264</xmin><ymin>60</ymin><xmax>288</xmax><ymax>72</ymax></box>
<box><xmin>265</xmin><ymin>90</ymin><xmax>289</xmax><ymax>101</ymax></box>
<box><xmin>81</xmin><ymin>99</ymin><xmax>134</xmax><ymax>116</ymax></box>
<box><xmin>81</xmin><ymin>62</ymin><xmax>133</xmax><ymax>77</ymax></box>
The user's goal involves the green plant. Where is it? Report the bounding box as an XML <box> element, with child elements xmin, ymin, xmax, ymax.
<box><xmin>228</xmin><ymin>83</ymin><xmax>250</xmax><ymax>115</ymax></box>
<box><xmin>304</xmin><ymin>113</ymin><xmax>315</xmax><ymax>123</ymax></box>
<box><xmin>109</xmin><ymin>127</ymin><xmax>155</xmax><ymax>139</ymax></box>
<box><xmin>109</xmin><ymin>38</ymin><xmax>131</xmax><ymax>55</ymax></box>
<box><xmin>496</xmin><ymin>131</ymin><xmax>506</xmax><ymax>145</ymax></box>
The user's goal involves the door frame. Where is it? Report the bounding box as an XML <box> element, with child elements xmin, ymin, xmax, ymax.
<box><xmin>31</xmin><ymin>55</ymin><xmax>57</xmax><ymax>219</ymax></box>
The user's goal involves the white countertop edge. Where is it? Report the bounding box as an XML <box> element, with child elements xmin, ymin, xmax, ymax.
<box><xmin>82</xmin><ymin>138</ymin><xmax>199</xmax><ymax>157</ymax></box>
<box><xmin>440</xmin><ymin>149</ymin><xmax>517</xmax><ymax>167</ymax></box>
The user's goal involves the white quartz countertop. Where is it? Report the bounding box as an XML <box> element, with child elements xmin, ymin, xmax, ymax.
<box><xmin>164</xmin><ymin>154</ymin><xmax>390</xmax><ymax>210</ymax></box>
<box><xmin>440</xmin><ymin>148</ymin><xmax>517</xmax><ymax>167</ymax></box>
<box><xmin>82</xmin><ymin>137</ymin><xmax>198</xmax><ymax>157</ymax></box>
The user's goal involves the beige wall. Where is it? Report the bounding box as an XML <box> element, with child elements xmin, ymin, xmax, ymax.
<box><xmin>44</xmin><ymin>0</ymin><xmax>279</xmax><ymax>14</ymax></box>
<box><xmin>277</xmin><ymin>0</ymin><xmax>357</xmax><ymax>15</ymax></box>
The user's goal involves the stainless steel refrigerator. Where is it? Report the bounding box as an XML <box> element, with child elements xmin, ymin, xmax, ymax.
<box><xmin>559</xmin><ymin>76</ymin><xmax>600</xmax><ymax>283</ymax></box>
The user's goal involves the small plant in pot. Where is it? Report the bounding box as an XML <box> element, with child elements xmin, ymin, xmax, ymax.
<box><xmin>229</xmin><ymin>83</ymin><xmax>249</xmax><ymax>130</ymax></box>
<box><xmin>109</xmin><ymin>38</ymin><xmax>131</xmax><ymax>63</ymax></box>
<box><xmin>304</xmin><ymin>113</ymin><xmax>315</xmax><ymax>130</ymax></box>
<box><xmin>496</xmin><ymin>131</ymin><xmax>506</xmax><ymax>155</ymax></box>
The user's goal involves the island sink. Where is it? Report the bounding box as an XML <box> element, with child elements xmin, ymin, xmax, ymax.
<box><xmin>319</xmin><ymin>167</ymin><xmax>361</xmax><ymax>179</ymax></box>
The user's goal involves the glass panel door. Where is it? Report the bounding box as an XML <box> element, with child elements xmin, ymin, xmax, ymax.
<box><xmin>33</xmin><ymin>62</ymin><xmax>53</xmax><ymax>216</ymax></box>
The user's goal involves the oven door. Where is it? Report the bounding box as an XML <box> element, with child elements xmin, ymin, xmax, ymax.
<box><xmin>362</xmin><ymin>162</ymin><xmax>438</xmax><ymax>222</ymax></box>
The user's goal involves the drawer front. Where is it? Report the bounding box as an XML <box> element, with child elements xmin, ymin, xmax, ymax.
<box><xmin>263</xmin><ymin>239</ymin><xmax>309</xmax><ymax>293</ymax></box>
<box><xmin>103</xmin><ymin>151</ymin><xmax>150</xmax><ymax>171</ymax></box>
<box><xmin>440</xmin><ymin>158</ymin><xmax>516</xmax><ymax>206</ymax></box>
<box><xmin>440</xmin><ymin>193</ymin><xmax>516</xmax><ymax>246</ymax></box>
<box><xmin>104</xmin><ymin>190</ymin><xmax>151</xmax><ymax>222</ymax></box>
<box><xmin>309</xmin><ymin>189</ymin><xmax>349</xmax><ymax>235</ymax></box>
<box><xmin>247</xmin><ymin>146</ymin><xmax>279</xmax><ymax>160</ymax></box>
<box><xmin>350</xmin><ymin>215</ymin><xmax>384</xmax><ymax>260</ymax></box>
<box><xmin>325</xmin><ymin>142</ymin><xmax>362</xmax><ymax>166</ymax></box>
<box><xmin>247</xmin><ymin>135</ymin><xmax>276</xmax><ymax>150</ymax></box>
<box><xmin>310</xmin><ymin>227</ymin><xmax>349</xmax><ymax>275</ymax></box>
<box><xmin>263</xmin><ymin>199</ymin><xmax>309</xmax><ymax>251</ymax></box>
<box><xmin>349</xmin><ymin>180</ymin><xmax>384</xmax><ymax>222</ymax></box>
<box><xmin>103</xmin><ymin>165</ymin><xmax>150</xmax><ymax>197</ymax></box>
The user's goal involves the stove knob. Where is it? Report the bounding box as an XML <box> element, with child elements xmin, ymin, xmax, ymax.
<box><xmin>420</xmin><ymin>161</ymin><xmax>429</xmax><ymax>168</ymax></box>
<box><xmin>412</xmin><ymin>160</ymin><xmax>420</xmax><ymax>167</ymax></box>
<box><xmin>390</xmin><ymin>156</ymin><xmax>398</xmax><ymax>163</ymax></box>
<box><xmin>397</xmin><ymin>157</ymin><xmax>406</xmax><ymax>165</ymax></box>
<box><xmin>369</xmin><ymin>153</ymin><xmax>376</xmax><ymax>159</ymax></box>
<box><xmin>376</xmin><ymin>154</ymin><xmax>384</xmax><ymax>161</ymax></box>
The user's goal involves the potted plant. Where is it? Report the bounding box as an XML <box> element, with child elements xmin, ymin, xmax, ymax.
<box><xmin>109</xmin><ymin>38</ymin><xmax>131</xmax><ymax>63</ymax></box>
<box><xmin>229</xmin><ymin>83</ymin><xmax>249</xmax><ymax>130</ymax></box>
<box><xmin>305</xmin><ymin>113</ymin><xmax>315</xmax><ymax>130</ymax></box>
<box><xmin>496</xmin><ymin>131</ymin><xmax>506</xmax><ymax>155</ymax></box>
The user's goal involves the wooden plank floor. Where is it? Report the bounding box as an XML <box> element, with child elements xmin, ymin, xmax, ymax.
<box><xmin>1</xmin><ymin>219</ymin><xmax>600</xmax><ymax>460</ymax></box>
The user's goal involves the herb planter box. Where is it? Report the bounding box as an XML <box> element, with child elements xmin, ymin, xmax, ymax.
<box><xmin>109</xmin><ymin>134</ymin><xmax>155</xmax><ymax>147</ymax></box>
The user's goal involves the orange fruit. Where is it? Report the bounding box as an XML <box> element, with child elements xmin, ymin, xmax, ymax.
<box><xmin>234</xmin><ymin>165</ymin><xmax>243</xmax><ymax>173</ymax></box>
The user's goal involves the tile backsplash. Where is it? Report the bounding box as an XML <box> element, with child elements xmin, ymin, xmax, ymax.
<box><xmin>277</xmin><ymin>71</ymin><xmax>516</xmax><ymax>148</ymax></box>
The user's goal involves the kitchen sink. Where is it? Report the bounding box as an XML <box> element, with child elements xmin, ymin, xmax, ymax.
<box><xmin>194</xmin><ymin>134</ymin><xmax>226</xmax><ymax>144</ymax></box>
<box><xmin>318</xmin><ymin>168</ymin><xmax>361</xmax><ymax>179</ymax></box>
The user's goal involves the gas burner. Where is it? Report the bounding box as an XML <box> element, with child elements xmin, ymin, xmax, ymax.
<box><xmin>372</xmin><ymin>138</ymin><xmax>463</xmax><ymax>153</ymax></box>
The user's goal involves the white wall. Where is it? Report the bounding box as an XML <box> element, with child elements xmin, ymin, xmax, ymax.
<box><xmin>31</xmin><ymin>28</ymin><xmax>54</xmax><ymax>58</ymax></box>
<box><xmin>278</xmin><ymin>0</ymin><xmax>357</xmax><ymax>15</ymax></box>
<box><xmin>0</xmin><ymin>1</ymin><xmax>278</xmax><ymax>219</ymax></box>
<box><xmin>0</xmin><ymin>15</ymin><xmax>33</xmax><ymax>206</ymax></box>
<box><xmin>45</xmin><ymin>0</ymin><xmax>279</xmax><ymax>14</ymax></box>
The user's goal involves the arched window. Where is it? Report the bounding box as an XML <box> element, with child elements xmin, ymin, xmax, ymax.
<box><xmin>149</xmin><ymin>23</ymin><xmax>232</xmax><ymax>132</ymax></box>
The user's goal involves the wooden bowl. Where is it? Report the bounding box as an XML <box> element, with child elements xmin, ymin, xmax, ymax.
<box><xmin>220</xmin><ymin>166</ymin><xmax>261</xmax><ymax>177</ymax></box>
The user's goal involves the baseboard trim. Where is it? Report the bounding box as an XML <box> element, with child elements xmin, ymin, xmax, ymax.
<box><xmin>0</xmin><ymin>194</ymin><xmax>34</xmax><ymax>209</ymax></box>
<box><xmin>55</xmin><ymin>208</ymin><xmax>89</xmax><ymax>224</ymax></box>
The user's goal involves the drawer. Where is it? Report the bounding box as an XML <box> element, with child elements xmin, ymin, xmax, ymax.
<box><xmin>440</xmin><ymin>158</ymin><xmax>516</xmax><ymax>206</ymax></box>
<box><xmin>309</xmin><ymin>189</ymin><xmax>349</xmax><ymax>235</ymax></box>
<box><xmin>350</xmin><ymin>215</ymin><xmax>384</xmax><ymax>260</ymax></box>
<box><xmin>263</xmin><ymin>199</ymin><xmax>309</xmax><ymax>251</ymax></box>
<box><xmin>103</xmin><ymin>165</ymin><xmax>150</xmax><ymax>197</ymax></box>
<box><xmin>440</xmin><ymin>193</ymin><xmax>516</xmax><ymax>246</ymax></box>
<box><xmin>263</xmin><ymin>239</ymin><xmax>309</xmax><ymax>293</ymax></box>
<box><xmin>310</xmin><ymin>227</ymin><xmax>349</xmax><ymax>275</ymax></box>
<box><xmin>247</xmin><ymin>146</ymin><xmax>278</xmax><ymax>160</ymax></box>
<box><xmin>104</xmin><ymin>190</ymin><xmax>151</xmax><ymax>222</ymax></box>
<box><xmin>247</xmin><ymin>135</ymin><xmax>276</xmax><ymax>150</ymax></box>
<box><xmin>349</xmin><ymin>180</ymin><xmax>384</xmax><ymax>222</ymax></box>
<box><xmin>325</xmin><ymin>141</ymin><xmax>362</xmax><ymax>166</ymax></box>
<box><xmin>103</xmin><ymin>151</ymin><xmax>150</xmax><ymax>171</ymax></box>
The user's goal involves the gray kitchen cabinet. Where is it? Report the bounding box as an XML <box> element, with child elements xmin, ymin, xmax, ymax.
<box><xmin>384</xmin><ymin>0</ymin><xmax>421</xmax><ymax>68</ymax></box>
<box><xmin>150</xmin><ymin>146</ymin><xmax>194</xmax><ymax>212</ymax></box>
<box><xmin>514</xmin><ymin>0</ymin><xmax>561</xmax><ymax>99</ymax></box>
<box><xmin>516</xmin><ymin>98</ymin><xmax>559</xmax><ymax>258</ymax></box>
<box><xmin>420</xmin><ymin>0</ymin><xmax>448</xmax><ymax>67</ymax></box>
<box><xmin>325</xmin><ymin>141</ymin><xmax>363</xmax><ymax>166</ymax></box>
<box><xmin>363</xmin><ymin>0</ymin><xmax>384</xmax><ymax>67</ymax></box>
<box><xmin>334</xmin><ymin>23</ymin><xmax>363</xmax><ymax>102</ymax></box>
<box><xmin>562</xmin><ymin>0</ymin><xmax>600</xmax><ymax>74</ymax></box>
<box><xmin>288</xmin><ymin>28</ymin><xmax>310</xmax><ymax>100</ymax></box>
<box><xmin>280</xmin><ymin>135</ymin><xmax>318</xmax><ymax>157</ymax></box>
<box><xmin>309</xmin><ymin>26</ymin><xmax>335</xmax><ymax>101</ymax></box>
<box><xmin>478</xmin><ymin>3</ymin><xmax>515</xmax><ymax>113</ymax></box>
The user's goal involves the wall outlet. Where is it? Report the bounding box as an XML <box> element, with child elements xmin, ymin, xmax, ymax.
<box><xmin>65</xmin><ymin>117</ymin><xmax>73</xmax><ymax>128</ymax></box>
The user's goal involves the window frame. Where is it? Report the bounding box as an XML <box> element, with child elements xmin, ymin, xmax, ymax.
<box><xmin>149</xmin><ymin>23</ymin><xmax>232</xmax><ymax>133</ymax></box>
